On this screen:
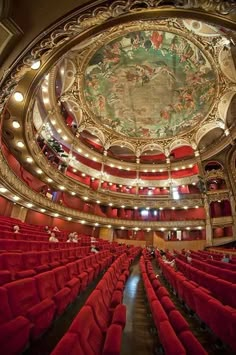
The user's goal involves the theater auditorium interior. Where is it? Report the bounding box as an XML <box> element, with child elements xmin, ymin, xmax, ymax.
<box><xmin>0</xmin><ymin>0</ymin><xmax>236</xmax><ymax>354</ymax></box>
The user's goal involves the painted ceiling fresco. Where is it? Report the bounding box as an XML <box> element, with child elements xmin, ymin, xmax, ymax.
<box><xmin>84</xmin><ymin>30</ymin><xmax>217</xmax><ymax>139</ymax></box>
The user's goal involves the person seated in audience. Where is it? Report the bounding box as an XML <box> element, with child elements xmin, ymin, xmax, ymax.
<box><xmin>45</xmin><ymin>226</ymin><xmax>51</xmax><ymax>234</ymax></box>
<box><xmin>72</xmin><ymin>233</ymin><xmax>79</xmax><ymax>243</ymax></box>
<box><xmin>49</xmin><ymin>232</ymin><xmax>59</xmax><ymax>242</ymax></box>
<box><xmin>221</xmin><ymin>254</ymin><xmax>230</xmax><ymax>263</ymax></box>
<box><xmin>67</xmin><ymin>233</ymin><xmax>74</xmax><ymax>243</ymax></box>
<box><xmin>91</xmin><ymin>245</ymin><xmax>99</xmax><ymax>253</ymax></box>
<box><xmin>13</xmin><ymin>225</ymin><xmax>20</xmax><ymax>233</ymax></box>
<box><xmin>186</xmin><ymin>250</ymin><xmax>192</xmax><ymax>263</ymax></box>
<box><xmin>53</xmin><ymin>226</ymin><xmax>60</xmax><ymax>232</ymax></box>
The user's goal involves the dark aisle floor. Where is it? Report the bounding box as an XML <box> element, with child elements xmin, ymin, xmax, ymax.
<box><xmin>121</xmin><ymin>258</ymin><xmax>235</xmax><ymax>355</ymax></box>
<box><xmin>121</xmin><ymin>261</ymin><xmax>160</xmax><ymax>355</ymax></box>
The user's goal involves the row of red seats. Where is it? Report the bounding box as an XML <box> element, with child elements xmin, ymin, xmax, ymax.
<box><xmin>0</xmin><ymin>238</ymin><xmax>88</xmax><ymax>252</ymax></box>
<box><xmin>190</xmin><ymin>250</ymin><xmax>236</xmax><ymax>269</ymax></box>
<box><xmin>0</xmin><ymin>250</ymin><xmax>113</xmax><ymax>354</ymax></box>
<box><xmin>51</xmin><ymin>253</ymin><xmax>131</xmax><ymax>355</ymax></box>
<box><xmin>0</xmin><ymin>249</ymin><xmax>107</xmax><ymax>285</ymax></box>
<box><xmin>189</xmin><ymin>258</ymin><xmax>236</xmax><ymax>283</ymax></box>
<box><xmin>140</xmin><ymin>255</ymin><xmax>206</xmax><ymax>355</ymax></box>
<box><xmin>157</xmin><ymin>255</ymin><xmax>236</xmax><ymax>352</ymax></box>
<box><xmin>175</xmin><ymin>258</ymin><xmax>236</xmax><ymax>308</ymax></box>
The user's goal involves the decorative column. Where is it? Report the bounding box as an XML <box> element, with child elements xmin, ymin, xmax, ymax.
<box><xmin>195</xmin><ymin>151</ymin><xmax>213</xmax><ymax>246</ymax></box>
<box><xmin>229</xmin><ymin>190</ymin><xmax>236</xmax><ymax>240</ymax></box>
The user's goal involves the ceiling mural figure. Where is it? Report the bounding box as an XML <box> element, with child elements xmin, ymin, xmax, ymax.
<box><xmin>84</xmin><ymin>29</ymin><xmax>217</xmax><ymax>139</ymax></box>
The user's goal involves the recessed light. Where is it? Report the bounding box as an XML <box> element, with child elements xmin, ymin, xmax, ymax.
<box><xmin>186</xmin><ymin>227</ymin><xmax>190</xmax><ymax>230</ymax></box>
<box><xmin>93</xmin><ymin>157</ymin><xmax>97</xmax><ymax>161</ymax></box>
<box><xmin>182</xmin><ymin>166</ymin><xmax>186</xmax><ymax>169</ymax></box>
<box><xmin>13</xmin><ymin>92</ymin><xmax>24</xmax><ymax>102</ymax></box>
<box><xmin>121</xmin><ymin>226</ymin><xmax>125</xmax><ymax>230</ymax></box>
<box><xmin>59</xmin><ymin>186</ymin><xmax>65</xmax><ymax>190</ymax></box>
<box><xmin>159</xmin><ymin>169</ymin><xmax>163</xmax><ymax>172</ymax></box>
<box><xmin>17</xmin><ymin>141</ymin><xmax>24</xmax><ymax>148</ymax></box>
<box><xmin>72</xmin><ymin>169</ymin><xmax>77</xmax><ymax>173</ymax></box>
<box><xmin>0</xmin><ymin>187</ymin><xmax>7</xmax><ymax>193</ymax></box>
<box><xmin>118</xmin><ymin>166</ymin><xmax>122</xmax><ymax>169</ymax></box>
<box><xmin>71</xmin><ymin>192</ymin><xmax>76</xmax><ymax>195</ymax></box>
<box><xmin>96</xmin><ymin>200</ymin><xmax>101</xmax><ymax>204</ymax></box>
<box><xmin>63</xmin><ymin>136</ymin><xmax>68</xmax><ymax>140</ymax></box>
<box><xmin>121</xmin><ymin>205</ymin><xmax>125</xmax><ymax>208</ymax></box>
<box><xmin>27</xmin><ymin>203</ymin><xmax>33</xmax><ymax>208</ymax></box>
<box><xmin>67</xmin><ymin>217</ymin><xmax>72</xmax><ymax>221</ymax></box>
<box><xmin>58</xmin><ymin>129</ymin><xmax>62</xmax><ymax>133</ymax></box>
<box><xmin>36</xmin><ymin>169</ymin><xmax>43</xmax><ymax>174</ymax></box>
<box><xmin>54</xmin><ymin>213</ymin><xmax>59</xmax><ymax>217</ymax></box>
<box><xmin>184</xmin><ymin>206</ymin><xmax>188</xmax><ymax>209</ymax></box>
<box><xmin>13</xmin><ymin>196</ymin><xmax>20</xmax><ymax>201</ymax></box>
<box><xmin>85</xmin><ymin>153</ymin><xmax>89</xmax><ymax>157</ymax></box>
<box><xmin>160</xmin><ymin>228</ymin><xmax>165</xmax><ymax>231</ymax></box>
<box><xmin>159</xmin><ymin>207</ymin><xmax>163</xmax><ymax>210</ymax></box>
<box><xmin>47</xmin><ymin>178</ymin><xmax>52</xmax><ymax>182</ymax></box>
<box><xmin>195</xmin><ymin>205</ymin><xmax>199</xmax><ymax>208</ymax></box>
<box><xmin>26</xmin><ymin>157</ymin><xmax>33</xmax><ymax>163</ymax></box>
<box><xmin>51</xmin><ymin>120</ymin><xmax>56</xmax><ymax>125</ymax></box>
<box><xmin>134</xmin><ymin>206</ymin><xmax>138</xmax><ymax>210</ymax></box>
<box><xmin>84</xmin><ymin>197</ymin><xmax>88</xmax><ymax>200</ymax></box>
<box><xmin>81</xmin><ymin>220</ymin><xmax>86</xmax><ymax>224</ymax></box>
<box><xmin>144</xmin><ymin>169</ymin><xmax>147</xmax><ymax>172</ymax></box>
<box><xmin>81</xmin><ymin>173</ymin><xmax>86</xmax><ymax>177</ymax></box>
<box><xmin>95</xmin><ymin>223</ymin><xmax>99</xmax><ymax>226</ymax></box>
<box><xmin>12</xmin><ymin>121</ymin><xmax>21</xmax><ymax>129</ymax></box>
<box><xmin>108</xmin><ymin>225</ymin><xmax>112</xmax><ymax>228</ymax></box>
<box><xmin>172</xmin><ymin>207</ymin><xmax>175</xmax><ymax>210</ymax></box>
<box><xmin>109</xmin><ymin>203</ymin><xmax>113</xmax><ymax>206</ymax></box>
<box><xmin>110</xmin><ymin>164</ymin><xmax>114</xmax><ymax>168</ymax></box>
<box><xmin>31</xmin><ymin>60</ymin><xmax>41</xmax><ymax>70</ymax></box>
<box><xmin>40</xmin><ymin>208</ymin><xmax>46</xmax><ymax>213</ymax></box>
<box><xmin>43</xmin><ymin>98</ymin><xmax>49</xmax><ymax>104</ymax></box>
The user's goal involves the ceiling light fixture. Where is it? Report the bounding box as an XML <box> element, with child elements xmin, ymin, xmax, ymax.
<box><xmin>27</xmin><ymin>203</ymin><xmax>33</xmax><ymax>208</ymax></box>
<box><xmin>0</xmin><ymin>187</ymin><xmax>7</xmax><ymax>193</ymax></box>
<box><xmin>17</xmin><ymin>141</ymin><xmax>24</xmax><ymax>148</ymax></box>
<box><xmin>13</xmin><ymin>196</ymin><xmax>20</xmax><ymax>201</ymax></box>
<box><xmin>13</xmin><ymin>92</ymin><xmax>24</xmax><ymax>102</ymax></box>
<box><xmin>12</xmin><ymin>121</ymin><xmax>21</xmax><ymax>129</ymax></box>
<box><xmin>36</xmin><ymin>169</ymin><xmax>43</xmax><ymax>174</ymax></box>
<box><xmin>26</xmin><ymin>157</ymin><xmax>33</xmax><ymax>163</ymax></box>
<box><xmin>40</xmin><ymin>208</ymin><xmax>46</xmax><ymax>213</ymax></box>
<box><xmin>31</xmin><ymin>60</ymin><xmax>41</xmax><ymax>70</ymax></box>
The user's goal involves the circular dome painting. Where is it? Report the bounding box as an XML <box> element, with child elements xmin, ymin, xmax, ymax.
<box><xmin>84</xmin><ymin>30</ymin><xmax>217</xmax><ymax>139</ymax></box>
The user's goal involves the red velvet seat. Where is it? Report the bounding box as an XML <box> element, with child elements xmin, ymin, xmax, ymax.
<box><xmin>85</xmin><ymin>289</ymin><xmax>126</xmax><ymax>331</ymax></box>
<box><xmin>179</xmin><ymin>330</ymin><xmax>208</xmax><ymax>355</ymax></box>
<box><xmin>159</xmin><ymin>320</ymin><xmax>186</xmax><ymax>355</ymax></box>
<box><xmin>68</xmin><ymin>306</ymin><xmax>123</xmax><ymax>355</ymax></box>
<box><xmin>75</xmin><ymin>259</ymin><xmax>90</xmax><ymax>290</ymax></box>
<box><xmin>0</xmin><ymin>286</ymin><xmax>31</xmax><ymax>354</ymax></box>
<box><xmin>48</xmin><ymin>250</ymin><xmax>61</xmax><ymax>269</ymax></box>
<box><xmin>35</xmin><ymin>251</ymin><xmax>50</xmax><ymax>273</ymax></box>
<box><xmin>51</xmin><ymin>333</ymin><xmax>83</xmax><ymax>355</ymax></box>
<box><xmin>54</xmin><ymin>266</ymin><xmax>80</xmax><ymax>303</ymax></box>
<box><xmin>83</xmin><ymin>256</ymin><xmax>96</xmax><ymax>281</ymax></box>
<box><xmin>207</xmin><ymin>299</ymin><xmax>236</xmax><ymax>351</ymax></box>
<box><xmin>5</xmin><ymin>278</ymin><xmax>56</xmax><ymax>339</ymax></box>
<box><xmin>161</xmin><ymin>296</ymin><xmax>176</xmax><ymax>314</ymax></box>
<box><xmin>168</xmin><ymin>310</ymin><xmax>189</xmax><ymax>334</ymax></box>
<box><xmin>35</xmin><ymin>270</ymin><xmax>71</xmax><ymax>316</ymax></box>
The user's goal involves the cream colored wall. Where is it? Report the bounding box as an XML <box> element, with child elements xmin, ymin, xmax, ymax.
<box><xmin>99</xmin><ymin>227</ymin><xmax>114</xmax><ymax>242</ymax></box>
<box><xmin>114</xmin><ymin>238</ymin><xmax>146</xmax><ymax>247</ymax></box>
<box><xmin>153</xmin><ymin>232</ymin><xmax>206</xmax><ymax>251</ymax></box>
<box><xmin>10</xmin><ymin>205</ymin><xmax>27</xmax><ymax>222</ymax></box>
